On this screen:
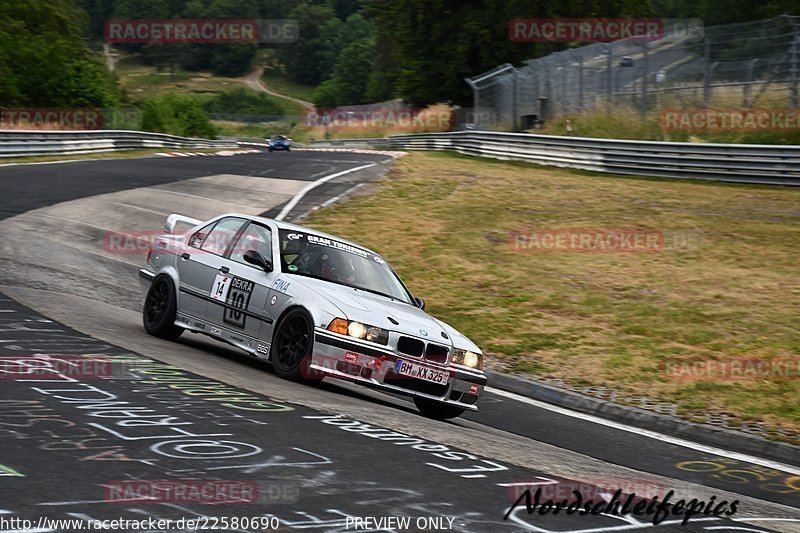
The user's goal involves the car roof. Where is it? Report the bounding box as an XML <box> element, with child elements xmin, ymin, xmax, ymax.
<box><xmin>219</xmin><ymin>213</ymin><xmax>382</xmax><ymax>257</ymax></box>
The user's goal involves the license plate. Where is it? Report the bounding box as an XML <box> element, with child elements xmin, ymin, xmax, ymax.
<box><xmin>394</xmin><ymin>359</ymin><xmax>449</xmax><ymax>385</ymax></box>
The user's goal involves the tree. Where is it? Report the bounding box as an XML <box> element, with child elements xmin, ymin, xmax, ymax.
<box><xmin>210</xmin><ymin>43</ymin><xmax>259</xmax><ymax>76</ymax></box>
<box><xmin>368</xmin><ymin>0</ymin><xmax>656</xmax><ymax>105</ymax></box>
<box><xmin>313</xmin><ymin>37</ymin><xmax>376</xmax><ymax>105</ymax></box>
<box><xmin>141</xmin><ymin>92</ymin><xmax>216</xmax><ymax>137</ymax></box>
<box><xmin>282</xmin><ymin>3</ymin><xmax>342</xmax><ymax>85</ymax></box>
<box><xmin>0</xmin><ymin>0</ymin><xmax>120</xmax><ymax>107</ymax></box>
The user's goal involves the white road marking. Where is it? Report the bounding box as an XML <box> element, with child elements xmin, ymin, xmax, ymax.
<box><xmin>0</xmin><ymin>156</ymin><xmax>114</xmax><ymax>168</ymax></box>
<box><xmin>105</xmin><ymin>201</ymin><xmax>169</xmax><ymax>216</ymax></box>
<box><xmin>732</xmin><ymin>519</ymin><xmax>800</xmax><ymax>523</ymax></box>
<box><xmin>319</xmin><ymin>183</ymin><xmax>365</xmax><ymax>209</ymax></box>
<box><xmin>275</xmin><ymin>163</ymin><xmax>377</xmax><ymax>221</ymax></box>
<box><xmin>39</xmin><ymin>214</ymin><xmax>112</xmax><ymax>232</ymax></box>
<box><xmin>497</xmin><ymin>478</ymin><xmax>557</xmax><ymax>487</ymax></box>
<box><xmin>703</xmin><ymin>526</ymin><xmax>764</xmax><ymax>533</ymax></box>
<box><xmin>38</xmin><ymin>499</ymin><xmax>128</xmax><ymax>506</ymax></box>
<box><xmin>486</xmin><ymin>387</ymin><xmax>800</xmax><ymax>475</ymax></box>
<box><xmin>145</xmin><ymin>188</ymin><xmax>218</xmax><ymax>201</ymax></box>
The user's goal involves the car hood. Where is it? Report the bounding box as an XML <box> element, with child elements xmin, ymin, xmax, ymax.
<box><xmin>288</xmin><ymin>275</ymin><xmax>452</xmax><ymax>342</ymax></box>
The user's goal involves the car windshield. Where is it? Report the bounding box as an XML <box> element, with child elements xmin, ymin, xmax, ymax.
<box><xmin>278</xmin><ymin>230</ymin><xmax>414</xmax><ymax>304</ymax></box>
<box><xmin>271</xmin><ymin>135</ymin><xmax>287</xmax><ymax>141</ymax></box>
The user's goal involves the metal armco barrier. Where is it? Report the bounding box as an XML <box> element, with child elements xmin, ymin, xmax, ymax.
<box><xmin>311</xmin><ymin>131</ymin><xmax>800</xmax><ymax>186</ymax></box>
<box><xmin>0</xmin><ymin>130</ymin><xmax>236</xmax><ymax>158</ymax></box>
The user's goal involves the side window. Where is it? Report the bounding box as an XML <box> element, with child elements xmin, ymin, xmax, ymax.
<box><xmin>230</xmin><ymin>223</ymin><xmax>272</xmax><ymax>266</ymax></box>
<box><xmin>188</xmin><ymin>221</ymin><xmax>216</xmax><ymax>249</ymax></box>
<box><xmin>199</xmin><ymin>217</ymin><xmax>247</xmax><ymax>256</ymax></box>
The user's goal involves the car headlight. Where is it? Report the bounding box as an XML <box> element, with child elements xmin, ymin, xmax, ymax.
<box><xmin>452</xmin><ymin>349</ymin><xmax>483</xmax><ymax>370</ymax></box>
<box><xmin>327</xmin><ymin>318</ymin><xmax>389</xmax><ymax>345</ymax></box>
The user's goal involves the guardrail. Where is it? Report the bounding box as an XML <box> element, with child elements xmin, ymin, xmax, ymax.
<box><xmin>311</xmin><ymin>132</ymin><xmax>800</xmax><ymax>186</ymax></box>
<box><xmin>0</xmin><ymin>130</ymin><xmax>237</xmax><ymax>158</ymax></box>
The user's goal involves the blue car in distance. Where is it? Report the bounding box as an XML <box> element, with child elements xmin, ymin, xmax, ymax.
<box><xmin>619</xmin><ymin>56</ymin><xmax>634</xmax><ymax>67</ymax></box>
<box><xmin>268</xmin><ymin>134</ymin><xmax>291</xmax><ymax>152</ymax></box>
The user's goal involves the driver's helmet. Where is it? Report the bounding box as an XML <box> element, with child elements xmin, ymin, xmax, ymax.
<box><xmin>242</xmin><ymin>233</ymin><xmax>270</xmax><ymax>258</ymax></box>
<box><xmin>321</xmin><ymin>252</ymin><xmax>355</xmax><ymax>283</ymax></box>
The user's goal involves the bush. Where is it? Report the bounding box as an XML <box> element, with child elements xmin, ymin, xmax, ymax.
<box><xmin>203</xmin><ymin>88</ymin><xmax>286</xmax><ymax>117</ymax></box>
<box><xmin>210</xmin><ymin>44</ymin><xmax>258</xmax><ymax>77</ymax></box>
<box><xmin>313</xmin><ymin>80</ymin><xmax>340</xmax><ymax>108</ymax></box>
<box><xmin>140</xmin><ymin>93</ymin><xmax>216</xmax><ymax>138</ymax></box>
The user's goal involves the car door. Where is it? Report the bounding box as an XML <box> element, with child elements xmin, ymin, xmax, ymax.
<box><xmin>176</xmin><ymin>216</ymin><xmax>248</xmax><ymax>322</ymax></box>
<box><xmin>206</xmin><ymin>221</ymin><xmax>279</xmax><ymax>349</ymax></box>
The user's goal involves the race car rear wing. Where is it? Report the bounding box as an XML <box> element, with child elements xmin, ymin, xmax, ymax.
<box><xmin>165</xmin><ymin>214</ymin><xmax>203</xmax><ymax>234</ymax></box>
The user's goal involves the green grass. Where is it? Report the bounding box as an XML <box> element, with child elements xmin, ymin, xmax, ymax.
<box><xmin>537</xmin><ymin>101</ymin><xmax>800</xmax><ymax>145</ymax></box>
<box><xmin>116</xmin><ymin>56</ymin><xmax>227</xmax><ymax>99</ymax></box>
<box><xmin>261</xmin><ymin>70</ymin><xmax>316</xmax><ymax>104</ymax></box>
<box><xmin>114</xmin><ymin>55</ymin><xmax>309</xmax><ymax>139</ymax></box>
<box><xmin>304</xmin><ymin>151</ymin><xmax>800</xmax><ymax>441</ymax></box>
<box><xmin>116</xmin><ymin>56</ymin><xmax>297</xmax><ymax>112</ymax></box>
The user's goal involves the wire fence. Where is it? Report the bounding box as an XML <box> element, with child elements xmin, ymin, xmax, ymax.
<box><xmin>465</xmin><ymin>16</ymin><xmax>800</xmax><ymax>130</ymax></box>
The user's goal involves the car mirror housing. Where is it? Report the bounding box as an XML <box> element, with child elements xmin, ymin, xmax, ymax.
<box><xmin>414</xmin><ymin>297</ymin><xmax>425</xmax><ymax>310</ymax></box>
<box><xmin>243</xmin><ymin>250</ymin><xmax>273</xmax><ymax>272</ymax></box>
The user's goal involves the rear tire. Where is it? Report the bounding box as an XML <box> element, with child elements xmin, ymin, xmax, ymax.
<box><xmin>413</xmin><ymin>397</ymin><xmax>465</xmax><ymax>420</ymax></box>
<box><xmin>143</xmin><ymin>275</ymin><xmax>184</xmax><ymax>340</ymax></box>
<box><xmin>270</xmin><ymin>308</ymin><xmax>316</xmax><ymax>382</ymax></box>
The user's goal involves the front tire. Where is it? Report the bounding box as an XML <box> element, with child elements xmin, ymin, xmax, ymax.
<box><xmin>143</xmin><ymin>275</ymin><xmax>184</xmax><ymax>340</ymax></box>
<box><xmin>270</xmin><ymin>308</ymin><xmax>315</xmax><ymax>382</ymax></box>
<box><xmin>413</xmin><ymin>397</ymin><xmax>465</xmax><ymax>420</ymax></box>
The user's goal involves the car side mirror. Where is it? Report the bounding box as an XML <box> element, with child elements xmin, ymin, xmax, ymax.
<box><xmin>414</xmin><ymin>297</ymin><xmax>425</xmax><ymax>310</ymax></box>
<box><xmin>243</xmin><ymin>250</ymin><xmax>273</xmax><ymax>272</ymax></box>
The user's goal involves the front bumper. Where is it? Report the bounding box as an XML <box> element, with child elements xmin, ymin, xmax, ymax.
<box><xmin>311</xmin><ymin>329</ymin><xmax>487</xmax><ymax>411</ymax></box>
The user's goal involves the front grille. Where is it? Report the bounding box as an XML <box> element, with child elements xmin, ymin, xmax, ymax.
<box><xmin>425</xmin><ymin>343</ymin><xmax>449</xmax><ymax>364</ymax></box>
<box><xmin>384</xmin><ymin>372</ymin><xmax>447</xmax><ymax>398</ymax></box>
<box><xmin>397</xmin><ymin>336</ymin><xmax>424</xmax><ymax>357</ymax></box>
